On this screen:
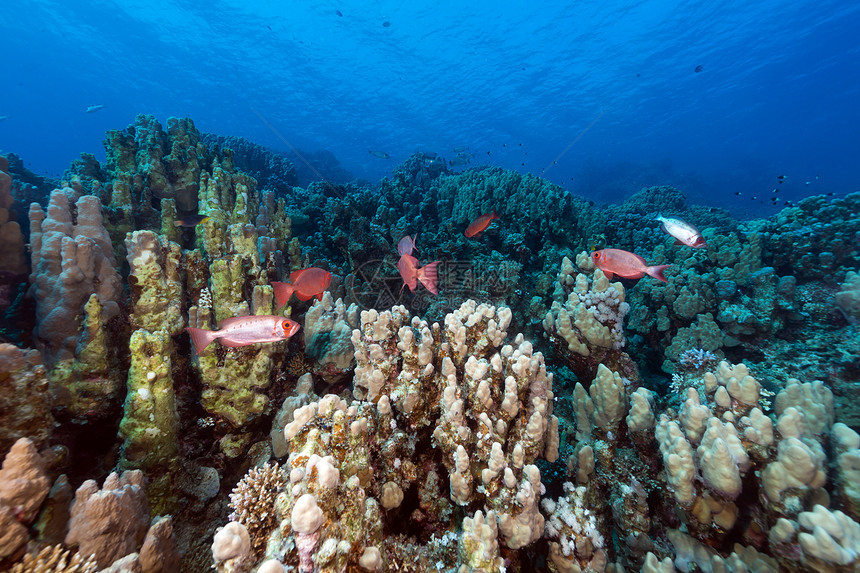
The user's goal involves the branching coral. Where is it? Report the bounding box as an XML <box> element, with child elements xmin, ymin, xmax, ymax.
<box><xmin>229</xmin><ymin>463</ymin><xmax>288</xmax><ymax>556</ymax></box>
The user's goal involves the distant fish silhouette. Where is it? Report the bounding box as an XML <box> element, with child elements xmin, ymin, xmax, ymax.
<box><xmin>174</xmin><ymin>214</ymin><xmax>210</xmax><ymax>227</ymax></box>
<box><xmin>0</xmin><ymin>115</ymin><xmax>8</xmax><ymax>122</ymax></box>
<box><xmin>368</xmin><ymin>150</ymin><xmax>389</xmax><ymax>159</ymax></box>
<box><xmin>694</xmin><ymin>65</ymin><xmax>704</xmax><ymax>73</ymax></box>
<box><xmin>382</xmin><ymin>20</ymin><xmax>391</xmax><ymax>27</ymax></box>
<box><xmin>336</xmin><ymin>10</ymin><xmax>343</xmax><ymax>16</ymax></box>
<box><xmin>453</xmin><ymin>145</ymin><xmax>470</xmax><ymax>153</ymax></box>
<box><xmin>86</xmin><ymin>104</ymin><xmax>105</xmax><ymax>113</ymax></box>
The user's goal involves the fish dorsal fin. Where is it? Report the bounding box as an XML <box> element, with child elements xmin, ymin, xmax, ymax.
<box><xmin>219</xmin><ymin>316</ymin><xmax>247</xmax><ymax>328</ymax></box>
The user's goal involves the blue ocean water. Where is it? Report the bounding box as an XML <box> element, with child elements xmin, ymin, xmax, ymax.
<box><xmin>1</xmin><ymin>0</ymin><xmax>858</xmax><ymax>214</ymax></box>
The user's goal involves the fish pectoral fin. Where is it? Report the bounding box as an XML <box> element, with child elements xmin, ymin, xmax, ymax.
<box><xmin>674</xmin><ymin>239</ymin><xmax>685</xmax><ymax>246</ymax></box>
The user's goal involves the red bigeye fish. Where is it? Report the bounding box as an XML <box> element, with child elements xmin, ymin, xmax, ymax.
<box><xmin>397</xmin><ymin>235</ymin><xmax>418</xmax><ymax>256</ymax></box>
<box><xmin>591</xmin><ymin>249</ymin><xmax>670</xmax><ymax>282</ymax></box>
<box><xmin>656</xmin><ymin>214</ymin><xmax>707</xmax><ymax>248</ymax></box>
<box><xmin>397</xmin><ymin>254</ymin><xmax>440</xmax><ymax>294</ymax></box>
<box><xmin>272</xmin><ymin>267</ymin><xmax>332</xmax><ymax>308</ymax></box>
<box><xmin>464</xmin><ymin>210</ymin><xmax>500</xmax><ymax>238</ymax></box>
<box><xmin>185</xmin><ymin>315</ymin><xmax>301</xmax><ymax>354</ymax></box>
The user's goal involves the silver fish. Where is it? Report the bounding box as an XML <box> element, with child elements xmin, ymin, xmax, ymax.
<box><xmin>656</xmin><ymin>214</ymin><xmax>707</xmax><ymax>248</ymax></box>
<box><xmin>185</xmin><ymin>315</ymin><xmax>300</xmax><ymax>354</ymax></box>
<box><xmin>368</xmin><ymin>150</ymin><xmax>389</xmax><ymax>159</ymax></box>
<box><xmin>86</xmin><ymin>104</ymin><xmax>106</xmax><ymax>113</ymax></box>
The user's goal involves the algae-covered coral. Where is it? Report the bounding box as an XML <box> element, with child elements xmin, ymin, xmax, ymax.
<box><xmin>0</xmin><ymin>115</ymin><xmax>858</xmax><ymax>572</ymax></box>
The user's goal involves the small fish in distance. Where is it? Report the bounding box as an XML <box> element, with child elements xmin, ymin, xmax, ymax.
<box><xmin>173</xmin><ymin>214</ymin><xmax>210</xmax><ymax>227</ymax></box>
<box><xmin>86</xmin><ymin>104</ymin><xmax>106</xmax><ymax>113</ymax></box>
<box><xmin>186</xmin><ymin>315</ymin><xmax>300</xmax><ymax>354</ymax></box>
<box><xmin>656</xmin><ymin>214</ymin><xmax>707</xmax><ymax>248</ymax></box>
<box><xmin>591</xmin><ymin>249</ymin><xmax>669</xmax><ymax>282</ymax></box>
<box><xmin>368</xmin><ymin>150</ymin><xmax>389</xmax><ymax>159</ymax></box>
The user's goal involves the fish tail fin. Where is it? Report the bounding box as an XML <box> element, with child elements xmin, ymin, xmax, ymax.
<box><xmin>272</xmin><ymin>281</ymin><xmax>295</xmax><ymax>309</ymax></box>
<box><xmin>646</xmin><ymin>264</ymin><xmax>670</xmax><ymax>283</ymax></box>
<box><xmin>186</xmin><ymin>327</ymin><xmax>217</xmax><ymax>354</ymax></box>
<box><xmin>418</xmin><ymin>261</ymin><xmax>440</xmax><ymax>294</ymax></box>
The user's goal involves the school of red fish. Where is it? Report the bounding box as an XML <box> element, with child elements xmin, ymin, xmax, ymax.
<box><xmin>184</xmin><ymin>210</ymin><xmax>706</xmax><ymax>352</ymax></box>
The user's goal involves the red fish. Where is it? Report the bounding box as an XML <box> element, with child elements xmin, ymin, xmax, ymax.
<box><xmin>397</xmin><ymin>254</ymin><xmax>440</xmax><ymax>294</ymax></box>
<box><xmin>186</xmin><ymin>315</ymin><xmax>301</xmax><ymax>354</ymax></box>
<box><xmin>464</xmin><ymin>210</ymin><xmax>499</xmax><ymax>238</ymax></box>
<box><xmin>591</xmin><ymin>249</ymin><xmax>670</xmax><ymax>282</ymax></box>
<box><xmin>397</xmin><ymin>235</ymin><xmax>418</xmax><ymax>256</ymax></box>
<box><xmin>273</xmin><ymin>267</ymin><xmax>332</xmax><ymax>308</ymax></box>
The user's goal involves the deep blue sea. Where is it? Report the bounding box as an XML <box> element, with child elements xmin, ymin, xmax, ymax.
<box><xmin>1</xmin><ymin>0</ymin><xmax>858</xmax><ymax>216</ymax></box>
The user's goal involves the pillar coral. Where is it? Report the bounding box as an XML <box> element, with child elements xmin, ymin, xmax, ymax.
<box><xmin>103</xmin><ymin>115</ymin><xmax>207</xmax><ymax>234</ymax></box>
<box><xmin>28</xmin><ymin>189</ymin><xmax>123</xmax><ymax>420</ymax></box>
<box><xmin>28</xmin><ymin>190</ymin><xmax>120</xmax><ymax>366</ymax></box>
<box><xmin>126</xmin><ymin>230</ymin><xmax>184</xmax><ymax>334</ymax></box>
<box><xmin>117</xmin><ymin>329</ymin><xmax>180</xmax><ymax>515</ymax></box>
<box><xmin>0</xmin><ymin>156</ymin><xmax>26</xmax><ymax>276</ymax></box>
<box><xmin>190</xmin><ymin>284</ymin><xmax>284</xmax><ymax>433</ymax></box>
<box><xmin>0</xmin><ymin>345</ymin><xmax>53</xmax><ymax>454</ymax></box>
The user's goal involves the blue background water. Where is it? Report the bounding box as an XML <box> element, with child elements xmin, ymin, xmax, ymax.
<box><xmin>1</xmin><ymin>0</ymin><xmax>858</xmax><ymax>216</ymax></box>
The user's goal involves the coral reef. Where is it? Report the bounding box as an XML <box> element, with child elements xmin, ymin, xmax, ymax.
<box><xmin>201</xmin><ymin>133</ymin><xmax>299</xmax><ymax>194</ymax></box>
<box><xmin>209</xmin><ymin>300</ymin><xmax>559</xmax><ymax>571</ymax></box>
<box><xmin>1</xmin><ymin>116</ymin><xmax>858</xmax><ymax>573</ymax></box>
<box><xmin>0</xmin><ymin>345</ymin><xmax>53</xmax><ymax>454</ymax></box>
<box><xmin>0</xmin><ymin>155</ymin><xmax>27</xmax><ymax>277</ymax></box>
